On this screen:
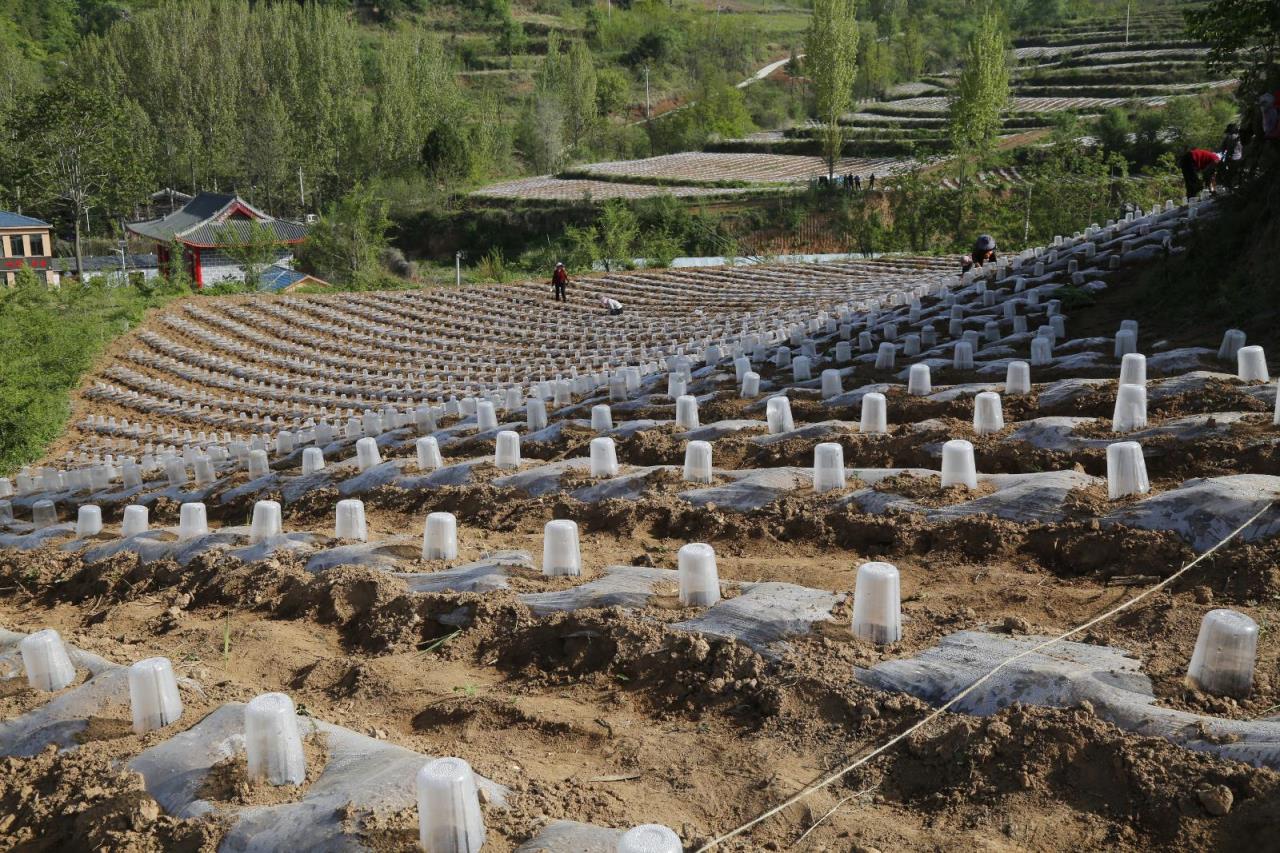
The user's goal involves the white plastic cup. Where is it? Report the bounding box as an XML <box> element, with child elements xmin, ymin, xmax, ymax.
<box><xmin>907</xmin><ymin>363</ymin><xmax>931</xmax><ymax>396</ymax></box>
<box><xmin>586</xmin><ymin>405</ymin><xmax>611</xmax><ymax>433</ymax></box>
<box><xmin>1114</xmin><ymin>329</ymin><xmax>1137</xmax><ymax>358</ymax></box>
<box><xmin>1005</xmin><ymin>361</ymin><xmax>1031</xmax><ymax>395</ymax></box>
<box><xmin>416</xmin><ymin>436</ymin><xmax>444</xmax><ymax>472</ymax></box>
<box><xmin>874</xmin><ymin>342</ymin><xmax>896</xmax><ymax>370</ymax></box>
<box><xmin>1218</xmin><ymin>328</ymin><xmax>1246</xmax><ymax>361</ymax></box>
<box><xmin>300</xmin><ymin>447</ymin><xmax>325</xmax><ymax>476</ymax></box>
<box><xmin>422</xmin><ymin>512</ymin><xmax>458</xmax><ymax>560</ymax></box>
<box><xmin>1112</xmin><ymin>383</ymin><xmax>1147</xmax><ymax>433</ymax></box>
<box><xmin>940</xmin><ymin>439</ymin><xmax>978</xmax><ymax>488</ymax></box>
<box><xmin>617</xmin><ymin>824</ymin><xmax>682</xmax><ymax>853</ymax></box>
<box><xmin>820</xmin><ymin>369</ymin><xmax>842</xmax><ymax>400</ymax></box>
<box><xmin>247</xmin><ymin>449</ymin><xmax>271</xmax><ymax>479</ymax></box>
<box><xmin>244</xmin><ymin>692</ymin><xmax>306</xmax><ymax>786</ymax></box>
<box><xmin>165</xmin><ymin>457</ymin><xmax>189</xmax><ymax>488</ymax></box>
<box><xmin>179</xmin><ymin>502</ymin><xmax>209</xmax><ymax>540</ymax></box>
<box><xmin>1030</xmin><ymin>336</ymin><xmax>1052</xmax><ymax>366</ymax></box>
<box><xmin>334</xmin><ymin>499</ymin><xmax>368</xmax><ymax>541</ymax></box>
<box><xmin>766</xmin><ymin>396</ymin><xmax>794</xmax><ymax>434</ymax></box>
<box><xmin>1238</xmin><ymin>345</ymin><xmax>1269</xmax><ymax>382</ymax></box>
<box><xmin>122</xmin><ymin>462</ymin><xmax>143</xmax><ymax>489</ymax></box>
<box><xmin>475</xmin><ymin>400</ymin><xmax>498</xmax><ymax>433</ymax></box>
<box><xmin>812</xmin><ymin>443</ymin><xmax>846</xmax><ymax>494</ymax></box>
<box><xmin>973</xmin><ymin>391</ymin><xmax>1004</xmax><ymax>435</ymax></box>
<box><xmin>1106</xmin><ymin>441</ymin><xmax>1149</xmax><ymax>499</ymax></box>
<box><xmin>1119</xmin><ymin>353</ymin><xmax>1146</xmax><ymax>386</ymax></box>
<box><xmin>494</xmin><ymin>430</ymin><xmax>521</xmax><ymax>469</ymax></box>
<box><xmin>121</xmin><ymin>504</ymin><xmax>149</xmax><ymax>537</ymax></box>
<box><xmin>20</xmin><ymin>628</ymin><xmax>77</xmax><ymax>692</ymax></box>
<box><xmin>249</xmin><ymin>499</ymin><xmax>283</xmax><ymax>543</ymax></box>
<box><xmin>355</xmin><ymin>437</ymin><xmax>382</xmax><ymax>471</ymax></box>
<box><xmin>675</xmin><ymin>395</ymin><xmax>699</xmax><ymax>430</ymax></box>
<box><xmin>76</xmin><ymin>504</ymin><xmax>103</xmax><ymax>538</ymax></box>
<box><xmin>740</xmin><ymin>371</ymin><xmax>760</xmax><ymax>398</ymax></box>
<box><xmin>860</xmin><ymin>392</ymin><xmax>887</xmax><ymax>434</ymax></box>
<box><xmin>550</xmin><ymin>379</ymin><xmax>570</xmax><ymax>409</ymax></box>
<box><xmin>677</xmin><ymin>543</ymin><xmax>720</xmax><ymax>607</ymax></box>
<box><xmin>193</xmin><ymin>456</ymin><xmax>217</xmax><ymax>486</ymax></box>
<box><xmin>542</xmin><ymin>519</ymin><xmax>581</xmax><ymax>576</ymax></box>
<box><xmin>683</xmin><ymin>440</ymin><xmax>713</xmax><ymax>484</ymax></box>
<box><xmin>128</xmin><ymin>657</ymin><xmax>183</xmax><ymax>735</ymax></box>
<box><xmin>953</xmin><ymin>341</ymin><xmax>974</xmax><ymax>371</ymax></box>
<box><xmin>610</xmin><ymin>375</ymin><xmax>629</xmax><ymax>402</ymax></box>
<box><xmin>852</xmin><ymin>561</ymin><xmax>901</xmax><ymax>645</ymax></box>
<box><xmin>1274</xmin><ymin>380</ymin><xmax>1280</xmax><ymax>426</ymax></box>
<box><xmin>835</xmin><ymin>341</ymin><xmax>852</xmax><ymax>362</ymax></box>
<box><xmin>527</xmin><ymin>398</ymin><xmax>548</xmax><ymax>432</ymax></box>
<box><xmin>0</xmin><ymin>478</ymin><xmax>10</xmax><ymax>499</ymax></box>
<box><xmin>415</xmin><ymin>405</ymin><xmax>437</xmax><ymax>434</ymax></box>
<box><xmin>793</xmin><ymin>355</ymin><xmax>812</xmax><ymax>382</ymax></box>
<box><xmin>416</xmin><ymin>757</ymin><xmax>485</xmax><ymax>853</ymax></box>
<box><xmin>857</xmin><ymin>331</ymin><xmax>872</xmax><ymax>353</ymax></box>
<box><xmin>1186</xmin><ymin>609</ymin><xmax>1258</xmax><ymax>698</ymax></box>
<box><xmin>590</xmin><ymin>437</ymin><xmax>619</xmax><ymax>478</ymax></box>
<box><xmin>276</xmin><ymin>430</ymin><xmax>295</xmax><ymax>457</ymax></box>
<box><xmin>903</xmin><ymin>334</ymin><xmax>921</xmax><ymax>357</ymax></box>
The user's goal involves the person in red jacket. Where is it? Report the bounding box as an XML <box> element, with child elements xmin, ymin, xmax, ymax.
<box><xmin>551</xmin><ymin>262</ymin><xmax>569</xmax><ymax>303</ymax></box>
<box><xmin>1179</xmin><ymin>147</ymin><xmax>1221</xmax><ymax>198</ymax></box>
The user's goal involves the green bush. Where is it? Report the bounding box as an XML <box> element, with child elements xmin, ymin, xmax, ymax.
<box><xmin>0</xmin><ymin>274</ymin><xmax>184</xmax><ymax>473</ymax></box>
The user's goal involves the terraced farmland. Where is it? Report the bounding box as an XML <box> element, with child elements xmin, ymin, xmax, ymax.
<box><xmin>6</xmin><ymin>192</ymin><xmax>1280</xmax><ymax>850</ymax></box>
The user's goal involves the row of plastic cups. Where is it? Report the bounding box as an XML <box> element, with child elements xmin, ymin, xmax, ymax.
<box><xmin>19</xmin><ymin>629</ymin><xmax>183</xmax><ymax>733</ymax></box>
<box><xmin>849</xmin><ymin>565</ymin><xmax>1259</xmax><ymax>701</ymax></box>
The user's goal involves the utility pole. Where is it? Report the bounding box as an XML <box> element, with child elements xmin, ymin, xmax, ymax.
<box><xmin>645</xmin><ymin>66</ymin><xmax>651</xmax><ymax>121</ymax></box>
<box><xmin>455</xmin><ymin>251</ymin><xmax>464</xmax><ymax>288</ymax></box>
<box><xmin>298</xmin><ymin>166</ymin><xmax>306</xmax><ymax>209</ymax></box>
<box><xmin>1125</xmin><ymin>1</ymin><xmax>1131</xmax><ymax>46</ymax></box>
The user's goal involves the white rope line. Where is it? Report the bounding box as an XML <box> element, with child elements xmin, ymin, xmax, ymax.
<box><xmin>695</xmin><ymin>500</ymin><xmax>1275</xmax><ymax>852</ymax></box>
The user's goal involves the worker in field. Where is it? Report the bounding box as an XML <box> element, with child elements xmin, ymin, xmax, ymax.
<box><xmin>598</xmin><ymin>294</ymin><xmax>623</xmax><ymax>316</ymax></box>
<box><xmin>1260</xmin><ymin>92</ymin><xmax>1279</xmax><ymax>141</ymax></box>
<box><xmin>1219</xmin><ymin>123</ymin><xmax>1243</xmax><ymax>188</ymax></box>
<box><xmin>961</xmin><ymin>234</ymin><xmax>997</xmax><ymax>274</ymax></box>
<box><xmin>552</xmin><ymin>261</ymin><xmax>569</xmax><ymax>303</ymax></box>
<box><xmin>1178</xmin><ymin>147</ymin><xmax>1220</xmax><ymax>197</ymax></box>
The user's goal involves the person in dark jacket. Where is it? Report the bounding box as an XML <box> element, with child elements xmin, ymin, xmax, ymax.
<box><xmin>961</xmin><ymin>234</ymin><xmax>997</xmax><ymax>274</ymax></box>
<box><xmin>1218</xmin><ymin>123</ymin><xmax>1243</xmax><ymax>188</ymax></box>
<box><xmin>552</xmin><ymin>262</ymin><xmax>569</xmax><ymax>302</ymax></box>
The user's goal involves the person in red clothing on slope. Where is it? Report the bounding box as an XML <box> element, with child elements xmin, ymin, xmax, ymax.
<box><xmin>1179</xmin><ymin>147</ymin><xmax>1221</xmax><ymax>198</ymax></box>
<box><xmin>551</xmin><ymin>261</ymin><xmax>569</xmax><ymax>303</ymax></box>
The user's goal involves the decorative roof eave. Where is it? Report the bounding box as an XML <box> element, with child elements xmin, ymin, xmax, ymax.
<box><xmin>173</xmin><ymin>235</ymin><xmax>308</xmax><ymax>249</ymax></box>
<box><xmin>125</xmin><ymin>192</ymin><xmax>306</xmax><ymax>245</ymax></box>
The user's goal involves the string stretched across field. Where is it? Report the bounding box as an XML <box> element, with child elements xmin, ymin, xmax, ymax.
<box><xmin>695</xmin><ymin>499</ymin><xmax>1276</xmax><ymax>852</ymax></box>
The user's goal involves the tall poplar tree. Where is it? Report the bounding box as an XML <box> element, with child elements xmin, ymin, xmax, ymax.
<box><xmin>805</xmin><ymin>0</ymin><xmax>860</xmax><ymax>179</ymax></box>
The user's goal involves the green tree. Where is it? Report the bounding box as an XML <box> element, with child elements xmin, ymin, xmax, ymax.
<box><xmin>598</xmin><ymin>199</ymin><xmax>638</xmax><ymax>271</ymax></box>
<box><xmin>564</xmin><ymin>40</ymin><xmax>599</xmax><ymax>151</ymax></box>
<box><xmin>294</xmin><ymin>186</ymin><xmax>391</xmax><ymax>289</ymax></box>
<box><xmin>9</xmin><ymin>80</ymin><xmax>151</xmax><ymax>278</ymax></box>
<box><xmin>948</xmin><ymin>4</ymin><xmax>1010</xmax><ymax>160</ymax></box>
<box><xmin>496</xmin><ymin>15</ymin><xmax>526</xmax><ymax>67</ymax></box>
<box><xmin>898</xmin><ymin>19</ymin><xmax>924</xmax><ymax>81</ymax></box>
<box><xmin>219</xmin><ymin>220</ymin><xmax>279</xmax><ymax>289</ymax></box>
<box><xmin>805</xmin><ymin>0</ymin><xmax>860</xmax><ymax>178</ymax></box>
<box><xmin>1185</xmin><ymin>0</ymin><xmax>1280</xmax><ymax>95</ymax></box>
<box><xmin>562</xmin><ymin>223</ymin><xmax>599</xmax><ymax>272</ymax></box>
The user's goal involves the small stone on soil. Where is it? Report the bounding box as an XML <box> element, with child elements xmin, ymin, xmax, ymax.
<box><xmin>1197</xmin><ymin>784</ymin><xmax>1233</xmax><ymax>816</ymax></box>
